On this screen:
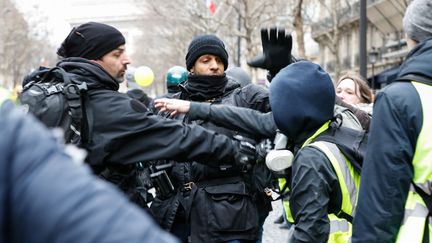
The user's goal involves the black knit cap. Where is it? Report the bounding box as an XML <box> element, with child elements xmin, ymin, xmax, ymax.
<box><xmin>57</xmin><ymin>22</ymin><xmax>126</xmax><ymax>60</ymax></box>
<box><xmin>185</xmin><ymin>34</ymin><xmax>229</xmax><ymax>71</ymax></box>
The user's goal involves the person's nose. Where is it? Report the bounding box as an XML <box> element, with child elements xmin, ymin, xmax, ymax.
<box><xmin>209</xmin><ymin>59</ymin><xmax>219</xmax><ymax>70</ymax></box>
<box><xmin>336</xmin><ymin>92</ymin><xmax>344</xmax><ymax>100</ymax></box>
<box><xmin>122</xmin><ymin>55</ymin><xmax>131</xmax><ymax>65</ymax></box>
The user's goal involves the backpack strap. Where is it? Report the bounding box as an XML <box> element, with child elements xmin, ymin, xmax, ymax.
<box><xmin>81</xmin><ymin>94</ymin><xmax>93</xmax><ymax>146</ymax></box>
<box><xmin>412</xmin><ymin>182</ymin><xmax>432</xmax><ymax>214</ymax></box>
<box><xmin>55</xmin><ymin>67</ymin><xmax>92</xmax><ymax>146</ymax></box>
<box><xmin>313</xmin><ymin>126</ymin><xmax>367</xmax><ymax>174</ymax></box>
<box><xmin>272</xmin><ymin>174</ymin><xmax>292</xmax><ymax>202</ymax></box>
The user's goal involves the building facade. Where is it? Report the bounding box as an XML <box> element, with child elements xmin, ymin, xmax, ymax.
<box><xmin>311</xmin><ymin>0</ymin><xmax>409</xmax><ymax>88</ymax></box>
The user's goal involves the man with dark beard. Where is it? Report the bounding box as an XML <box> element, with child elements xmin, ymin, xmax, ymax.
<box><xmin>150</xmin><ymin>34</ymin><xmax>271</xmax><ymax>243</ymax></box>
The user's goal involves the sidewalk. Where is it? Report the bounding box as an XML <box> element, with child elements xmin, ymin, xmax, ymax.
<box><xmin>262</xmin><ymin>200</ymin><xmax>290</xmax><ymax>243</ymax></box>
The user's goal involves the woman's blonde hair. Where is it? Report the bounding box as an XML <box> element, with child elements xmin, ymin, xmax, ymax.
<box><xmin>337</xmin><ymin>72</ymin><xmax>373</xmax><ymax>103</ymax></box>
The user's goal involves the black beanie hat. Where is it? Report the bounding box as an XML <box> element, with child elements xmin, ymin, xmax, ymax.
<box><xmin>270</xmin><ymin>61</ymin><xmax>335</xmax><ymax>139</ymax></box>
<box><xmin>185</xmin><ymin>34</ymin><xmax>228</xmax><ymax>71</ymax></box>
<box><xmin>57</xmin><ymin>22</ymin><xmax>126</xmax><ymax>60</ymax></box>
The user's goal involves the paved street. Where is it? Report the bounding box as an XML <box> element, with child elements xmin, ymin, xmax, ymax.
<box><xmin>262</xmin><ymin>200</ymin><xmax>290</xmax><ymax>243</ymax></box>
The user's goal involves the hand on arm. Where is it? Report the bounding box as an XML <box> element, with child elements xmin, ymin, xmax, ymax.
<box><xmin>154</xmin><ymin>98</ymin><xmax>191</xmax><ymax>117</ymax></box>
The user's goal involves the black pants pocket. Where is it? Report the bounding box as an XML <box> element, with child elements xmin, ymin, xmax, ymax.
<box><xmin>203</xmin><ymin>182</ymin><xmax>258</xmax><ymax>233</ymax></box>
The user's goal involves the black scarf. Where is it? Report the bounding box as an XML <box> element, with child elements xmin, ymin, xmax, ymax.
<box><xmin>181</xmin><ymin>74</ymin><xmax>228</xmax><ymax>101</ymax></box>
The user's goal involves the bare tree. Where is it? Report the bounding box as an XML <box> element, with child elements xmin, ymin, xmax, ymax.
<box><xmin>221</xmin><ymin>0</ymin><xmax>291</xmax><ymax>65</ymax></box>
<box><xmin>293</xmin><ymin>0</ymin><xmax>305</xmax><ymax>59</ymax></box>
<box><xmin>312</xmin><ymin>0</ymin><xmax>357</xmax><ymax>77</ymax></box>
<box><xmin>0</xmin><ymin>0</ymin><xmax>30</xmax><ymax>88</ymax></box>
<box><xmin>130</xmin><ymin>0</ymin><xmax>294</xmax><ymax>93</ymax></box>
<box><xmin>0</xmin><ymin>0</ymin><xmax>55</xmax><ymax>89</ymax></box>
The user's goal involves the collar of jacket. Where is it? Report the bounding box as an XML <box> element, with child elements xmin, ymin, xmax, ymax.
<box><xmin>57</xmin><ymin>57</ymin><xmax>120</xmax><ymax>90</ymax></box>
<box><xmin>397</xmin><ymin>38</ymin><xmax>432</xmax><ymax>81</ymax></box>
<box><xmin>299</xmin><ymin>121</ymin><xmax>331</xmax><ymax>148</ymax></box>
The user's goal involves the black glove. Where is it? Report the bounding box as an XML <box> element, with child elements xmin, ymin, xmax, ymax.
<box><xmin>233</xmin><ymin>135</ymin><xmax>257</xmax><ymax>171</ymax></box>
<box><xmin>247</xmin><ymin>28</ymin><xmax>294</xmax><ymax>78</ymax></box>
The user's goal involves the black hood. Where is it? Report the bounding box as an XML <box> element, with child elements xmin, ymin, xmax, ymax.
<box><xmin>270</xmin><ymin>61</ymin><xmax>335</xmax><ymax>141</ymax></box>
<box><xmin>57</xmin><ymin>57</ymin><xmax>119</xmax><ymax>90</ymax></box>
<box><xmin>397</xmin><ymin>38</ymin><xmax>432</xmax><ymax>80</ymax></box>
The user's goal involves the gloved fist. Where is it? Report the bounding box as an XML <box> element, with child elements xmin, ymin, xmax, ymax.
<box><xmin>247</xmin><ymin>28</ymin><xmax>294</xmax><ymax>78</ymax></box>
<box><xmin>233</xmin><ymin>135</ymin><xmax>257</xmax><ymax>171</ymax></box>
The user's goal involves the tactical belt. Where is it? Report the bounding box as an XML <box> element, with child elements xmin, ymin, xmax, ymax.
<box><xmin>181</xmin><ymin>176</ymin><xmax>243</xmax><ymax>191</ymax></box>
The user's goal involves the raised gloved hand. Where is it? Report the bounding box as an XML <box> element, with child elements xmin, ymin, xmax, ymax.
<box><xmin>247</xmin><ymin>28</ymin><xmax>294</xmax><ymax>79</ymax></box>
<box><xmin>233</xmin><ymin>135</ymin><xmax>257</xmax><ymax>171</ymax></box>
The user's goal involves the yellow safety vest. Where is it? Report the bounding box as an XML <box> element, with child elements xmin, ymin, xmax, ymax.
<box><xmin>278</xmin><ymin>178</ymin><xmax>293</xmax><ymax>222</ymax></box>
<box><xmin>282</xmin><ymin>121</ymin><xmax>361</xmax><ymax>243</ymax></box>
<box><xmin>396</xmin><ymin>81</ymin><xmax>432</xmax><ymax>242</ymax></box>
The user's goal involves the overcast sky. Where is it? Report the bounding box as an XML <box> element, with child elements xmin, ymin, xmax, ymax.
<box><xmin>14</xmin><ymin>0</ymin><xmax>71</xmax><ymax>45</ymax></box>
<box><xmin>14</xmin><ymin>0</ymin><xmax>143</xmax><ymax>46</ymax></box>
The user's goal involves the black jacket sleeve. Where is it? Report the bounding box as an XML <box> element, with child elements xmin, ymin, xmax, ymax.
<box><xmin>289</xmin><ymin>146</ymin><xmax>340</xmax><ymax>243</ymax></box>
<box><xmin>188</xmin><ymin>102</ymin><xmax>277</xmax><ymax>139</ymax></box>
<box><xmin>232</xmin><ymin>83</ymin><xmax>271</xmax><ymax>112</ymax></box>
<box><xmin>88</xmin><ymin>92</ymin><xmax>241</xmax><ymax>166</ymax></box>
<box><xmin>352</xmin><ymin>82</ymin><xmax>421</xmax><ymax>243</ymax></box>
<box><xmin>1</xmin><ymin>102</ymin><xmax>178</xmax><ymax>243</ymax></box>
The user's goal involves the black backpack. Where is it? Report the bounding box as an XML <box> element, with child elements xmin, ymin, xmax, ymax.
<box><xmin>314</xmin><ymin>122</ymin><xmax>369</xmax><ymax>173</ymax></box>
<box><xmin>19</xmin><ymin>66</ymin><xmax>93</xmax><ymax>146</ymax></box>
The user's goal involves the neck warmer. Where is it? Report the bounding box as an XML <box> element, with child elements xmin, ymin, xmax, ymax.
<box><xmin>181</xmin><ymin>74</ymin><xmax>228</xmax><ymax>101</ymax></box>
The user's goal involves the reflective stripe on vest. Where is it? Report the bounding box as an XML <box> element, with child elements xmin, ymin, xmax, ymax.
<box><xmin>397</xmin><ymin>186</ymin><xmax>429</xmax><ymax>243</ymax></box>
<box><xmin>308</xmin><ymin>141</ymin><xmax>360</xmax><ymax>243</ymax></box>
<box><xmin>329</xmin><ymin>215</ymin><xmax>350</xmax><ymax>233</ymax></box>
<box><xmin>281</xmin><ymin>121</ymin><xmax>332</xmax><ymax>224</ymax></box>
<box><xmin>412</xmin><ymin>82</ymin><xmax>432</xmax><ymax>193</ymax></box>
<box><xmin>306</xmin><ymin>122</ymin><xmax>359</xmax><ymax>242</ymax></box>
<box><xmin>397</xmin><ymin>81</ymin><xmax>432</xmax><ymax>242</ymax></box>
<box><xmin>328</xmin><ymin>214</ymin><xmax>352</xmax><ymax>243</ymax></box>
<box><xmin>278</xmin><ymin>178</ymin><xmax>294</xmax><ymax>223</ymax></box>
<box><xmin>308</xmin><ymin>141</ymin><xmax>360</xmax><ymax>217</ymax></box>
<box><xmin>280</xmin><ymin>122</ymin><xmax>359</xmax><ymax>242</ymax></box>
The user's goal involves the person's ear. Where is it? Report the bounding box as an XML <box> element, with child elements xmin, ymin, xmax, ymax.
<box><xmin>405</xmin><ymin>33</ymin><xmax>418</xmax><ymax>50</ymax></box>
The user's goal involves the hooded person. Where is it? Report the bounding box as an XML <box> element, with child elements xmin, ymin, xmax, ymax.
<box><xmin>270</xmin><ymin>61</ymin><xmax>362</xmax><ymax>242</ymax></box>
<box><xmin>150</xmin><ymin>34</ymin><xmax>272</xmax><ymax>243</ymax></box>
<box><xmin>31</xmin><ymin>22</ymin><xmax>260</xmax><ymax>212</ymax></box>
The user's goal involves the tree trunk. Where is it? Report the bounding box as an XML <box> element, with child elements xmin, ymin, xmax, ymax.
<box><xmin>293</xmin><ymin>0</ymin><xmax>305</xmax><ymax>59</ymax></box>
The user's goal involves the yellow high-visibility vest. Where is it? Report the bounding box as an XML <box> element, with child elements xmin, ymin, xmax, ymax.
<box><xmin>396</xmin><ymin>81</ymin><xmax>432</xmax><ymax>242</ymax></box>
<box><xmin>282</xmin><ymin>121</ymin><xmax>360</xmax><ymax>242</ymax></box>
